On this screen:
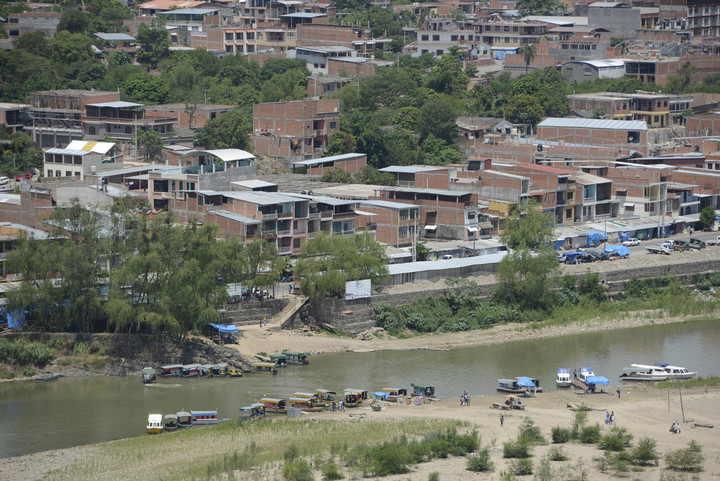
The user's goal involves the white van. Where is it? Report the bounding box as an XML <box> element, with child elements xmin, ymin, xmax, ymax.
<box><xmin>0</xmin><ymin>176</ymin><xmax>10</xmax><ymax>185</ymax></box>
<box><xmin>441</xmin><ymin>254</ymin><xmax>454</xmax><ymax>260</ymax></box>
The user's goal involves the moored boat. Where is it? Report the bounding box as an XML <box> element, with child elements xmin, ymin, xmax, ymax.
<box><xmin>269</xmin><ymin>353</ymin><xmax>288</xmax><ymax>367</ymax></box>
<box><xmin>190</xmin><ymin>410</ymin><xmax>228</xmax><ymax>425</ymax></box>
<box><xmin>147</xmin><ymin>414</ymin><xmax>163</xmax><ymax>434</ymax></box>
<box><xmin>619</xmin><ymin>364</ymin><xmax>669</xmax><ymax>381</ymax></box>
<box><xmin>252</xmin><ymin>362</ymin><xmax>278</xmax><ymax>374</ymax></box>
<box><xmin>228</xmin><ymin>367</ymin><xmax>242</xmax><ymax>377</ymax></box>
<box><xmin>381</xmin><ymin>388</ymin><xmax>408</xmax><ymax>402</ymax></box>
<box><xmin>141</xmin><ymin>367</ymin><xmax>157</xmax><ymax>384</ymax></box>
<box><xmin>177</xmin><ymin>411</ymin><xmax>192</xmax><ymax>428</ymax></box>
<box><xmin>282</xmin><ymin>350</ymin><xmax>309</xmax><ymax>365</ymax></box>
<box><xmin>289</xmin><ymin>397</ymin><xmax>324</xmax><ymax>412</ymax></box>
<box><xmin>181</xmin><ymin>364</ymin><xmax>201</xmax><ymax>377</ymax></box>
<box><xmin>260</xmin><ymin>397</ymin><xmax>287</xmax><ymax>414</ymax></box>
<box><xmin>159</xmin><ymin>365</ymin><xmax>183</xmax><ymax>377</ymax></box>
<box><xmin>163</xmin><ymin>414</ymin><xmax>179</xmax><ymax>432</ymax></box>
<box><xmin>35</xmin><ymin>373</ymin><xmax>60</xmax><ymax>382</ymax></box>
<box><xmin>411</xmin><ymin>383</ymin><xmax>435</xmax><ymax>397</ymax></box>
<box><xmin>556</xmin><ymin>368</ymin><xmax>571</xmax><ymax>388</ymax></box>
<box><xmin>239</xmin><ymin>403</ymin><xmax>266</xmax><ymax>420</ymax></box>
<box><xmin>343</xmin><ymin>390</ymin><xmax>360</xmax><ymax>407</ymax></box>
<box><xmin>209</xmin><ymin>363</ymin><xmax>229</xmax><ymax>377</ymax></box>
<box><xmin>315</xmin><ymin>389</ymin><xmax>337</xmax><ymax>402</ymax></box>
<box><xmin>497</xmin><ymin>379</ymin><xmax>521</xmax><ymax>393</ymax></box>
<box><xmin>654</xmin><ymin>364</ymin><xmax>697</xmax><ymax>380</ymax></box>
<box><xmin>578</xmin><ymin>367</ymin><xmax>595</xmax><ymax>382</ymax></box>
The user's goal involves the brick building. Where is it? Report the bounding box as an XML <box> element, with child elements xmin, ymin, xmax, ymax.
<box><xmin>358</xmin><ymin>200</ymin><xmax>421</xmax><ymax>247</ymax></box>
<box><xmin>251</xmin><ymin>99</ymin><xmax>340</xmax><ymax>161</ymax></box>
<box><xmin>537</xmin><ymin>118</ymin><xmax>649</xmax><ymax>157</ymax></box>
<box><xmin>145</xmin><ymin>103</ymin><xmax>235</xmax><ymax>129</ymax></box>
<box><xmin>290</xmin><ymin>153</ymin><xmax>366</xmax><ymax>176</ymax></box>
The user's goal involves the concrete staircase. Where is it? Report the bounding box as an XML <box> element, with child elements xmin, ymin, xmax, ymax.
<box><xmin>272</xmin><ymin>295</ymin><xmax>308</xmax><ymax>330</ymax></box>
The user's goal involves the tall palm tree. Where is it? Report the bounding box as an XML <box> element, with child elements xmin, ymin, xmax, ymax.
<box><xmin>518</xmin><ymin>44</ymin><xmax>536</xmax><ymax>74</ymax></box>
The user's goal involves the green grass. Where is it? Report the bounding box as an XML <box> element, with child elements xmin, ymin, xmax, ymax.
<box><xmin>46</xmin><ymin>417</ymin><xmax>470</xmax><ymax>481</ymax></box>
<box><xmin>655</xmin><ymin>376</ymin><xmax>720</xmax><ymax>390</ymax></box>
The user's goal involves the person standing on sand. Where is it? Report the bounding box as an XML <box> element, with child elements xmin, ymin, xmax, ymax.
<box><xmin>606</xmin><ymin>411</ymin><xmax>610</xmax><ymax>424</ymax></box>
<box><xmin>500</xmin><ymin>415</ymin><xmax>504</xmax><ymax>427</ymax></box>
<box><xmin>617</xmin><ymin>387</ymin><xmax>621</xmax><ymax>398</ymax></box>
<box><xmin>610</xmin><ymin>411</ymin><xmax>615</xmax><ymax>425</ymax></box>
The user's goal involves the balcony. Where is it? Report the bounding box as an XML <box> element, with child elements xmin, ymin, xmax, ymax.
<box><xmin>321</xmin><ymin>211</ymin><xmax>333</xmax><ymax>218</ymax></box>
<box><xmin>309</xmin><ymin>211</ymin><xmax>320</xmax><ymax>219</ymax></box>
<box><xmin>313</xmin><ymin>129</ymin><xmax>326</xmax><ymax>136</ymax></box>
<box><xmin>277</xmin><ymin>229</ymin><xmax>292</xmax><ymax>236</ymax></box>
<box><xmin>278</xmin><ymin>245</ymin><xmax>292</xmax><ymax>254</ymax></box>
<box><xmin>261</xmin><ymin>212</ymin><xmax>278</xmax><ymax>219</ymax></box>
<box><xmin>278</xmin><ymin>211</ymin><xmax>293</xmax><ymax>218</ymax></box>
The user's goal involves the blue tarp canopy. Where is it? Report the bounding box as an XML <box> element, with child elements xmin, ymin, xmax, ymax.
<box><xmin>585</xmin><ymin>376</ymin><xmax>609</xmax><ymax>385</ymax></box>
<box><xmin>585</xmin><ymin>230</ymin><xmax>607</xmax><ymax>247</ymax></box>
<box><xmin>516</xmin><ymin>376</ymin><xmax>535</xmax><ymax>387</ymax></box>
<box><xmin>562</xmin><ymin>251</ymin><xmax>582</xmax><ymax>259</ymax></box>
<box><xmin>209</xmin><ymin>323</ymin><xmax>239</xmax><ymax>333</ymax></box>
<box><xmin>618</xmin><ymin>231</ymin><xmax>630</xmax><ymax>242</ymax></box>
<box><xmin>373</xmin><ymin>391</ymin><xmax>390</xmax><ymax>399</ymax></box>
<box><xmin>604</xmin><ymin>245</ymin><xmax>630</xmax><ymax>256</ymax></box>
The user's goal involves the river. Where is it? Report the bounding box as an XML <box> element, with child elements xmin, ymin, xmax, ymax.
<box><xmin>1</xmin><ymin>318</ymin><xmax>718</xmax><ymax>459</ymax></box>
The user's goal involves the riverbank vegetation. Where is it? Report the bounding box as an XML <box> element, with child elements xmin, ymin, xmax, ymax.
<box><xmin>45</xmin><ymin>418</ymin><xmax>472</xmax><ymax>481</ymax></box>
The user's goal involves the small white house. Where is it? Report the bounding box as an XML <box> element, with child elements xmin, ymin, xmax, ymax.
<box><xmin>43</xmin><ymin>140</ymin><xmax>118</xmax><ymax>181</ymax></box>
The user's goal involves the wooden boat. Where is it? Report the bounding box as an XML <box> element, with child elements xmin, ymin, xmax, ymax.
<box><xmin>163</xmin><ymin>414</ymin><xmax>179</xmax><ymax>432</ymax></box>
<box><xmin>282</xmin><ymin>349</ymin><xmax>309</xmax><ymax>365</ymax></box>
<box><xmin>159</xmin><ymin>365</ymin><xmax>183</xmax><ymax>377</ymax></box>
<box><xmin>293</xmin><ymin>392</ymin><xmax>326</xmax><ymax>406</ymax></box>
<box><xmin>228</xmin><ymin>367</ymin><xmax>242</xmax><ymax>377</ymax></box>
<box><xmin>315</xmin><ymin>389</ymin><xmax>337</xmax><ymax>402</ymax></box>
<box><xmin>177</xmin><ymin>411</ymin><xmax>192</xmax><ymax>428</ymax></box>
<box><xmin>181</xmin><ymin>364</ymin><xmax>201</xmax><ymax>378</ymax></box>
<box><xmin>260</xmin><ymin>397</ymin><xmax>287</xmax><ymax>414</ymax></box>
<box><xmin>654</xmin><ymin>364</ymin><xmax>697</xmax><ymax>380</ymax></box>
<box><xmin>381</xmin><ymin>388</ymin><xmax>408</xmax><ymax>402</ymax></box>
<box><xmin>141</xmin><ymin>367</ymin><xmax>157</xmax><ymax>384</ymax></box>
<box><xmin>556</xmin><ymin>368</ymin><xmax>571</xmax><ymax>388</ymax></box>
<box><xmin>35</xmin><ymin>373</ymin><xmax>60</xmax><ymax>382</ymax></box>
<box><xmin>209</xmin><ymin>363</ymin><xmax>229</xmax><ymax>377</ymax></box>
<box><xmin>239</xmin><ymin>403</ymin><xmax>266</xmax><ymax>420</ymax></box>
<box><xmin>199</xmin><ymin>364</ymin><xmax>213</xmax><ymax>376</ymax></box>
<box><xmin>190</xmin><ymin>410</ymin><xmax>228</xmax><ymax>425</ymax></box>
<box><xmin>269</xmin><ymin>353</ymin><xmax>288</xmax><ymax>367</ymax></box>
<box><xmin>344</xmin><ymin>390</ymin><xmax>360</xmax><ymax>407</ymax></box>
<box><xmin>289</xmin><ymin>397</ymin><xmax>324</xmax><ymax>412</ymax></box>
<box><xmin>252</xmin><ymin>362</ymin><xmax>278</xmax><ymax>374</ymax></box>
<box><xmin>147</xmin><ymin>414</ymin><xmax>163</xmax><ymax>434</ymax></box>
<box><xmin>411</xmin><ymin>383</ymin><xmax>435</xmax><ymax>397</ymax></box>
<box><xmin>345</xmin><ymin>388</ymin><xmax>369</xmax><ymax>400</ymax></box>
<box><xmin>497</xmin><ymin>378</ymin><xmax>544</xmax><ymax>394</ymax></box>
<box><xmin>619</xmin><ymin>364</ymin><xmax>669</xmax><ymax>381</ymax></box>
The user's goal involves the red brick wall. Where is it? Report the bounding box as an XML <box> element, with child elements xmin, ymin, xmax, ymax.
<box><xmin>414</xmin><ymin>170</ymin><xmax>451</xmax><ymax>190</ymax></box>
<box><xmin>537</xmin><ymin>126</ymin><xmax>648</xmax><ymax>156</ymax></box>
<box><xmin>327</xmin><ymin>59</ymin><xmax>377</xmax><ymax>77</ymax></box>
<box><xmin>0</xmin><ymin>190</ymin><xmax>54</xmax><ymax>228</ymax></box>
<box><xmin>297</xmin><ymin>24</ymin><xmax>368</xmax><ymax>48</ymax></box>
<box><xmin>686</xmin><ymin>114</ymin><xmax>720</xmax><ymax>137</ymax></box>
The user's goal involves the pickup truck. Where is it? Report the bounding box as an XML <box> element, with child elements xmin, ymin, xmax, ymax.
<box><xmin>646</xmin><ymin>241</ymin><xmax>674</xmax><ymax>255</ymax></box>
<box><xmin>705</xmin><ymin>236</ymin><xmax>720</xmax><ymax>246</ymax></box>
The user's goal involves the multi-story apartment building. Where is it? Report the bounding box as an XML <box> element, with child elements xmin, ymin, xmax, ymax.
<box><xmin>567</xmin><ymin>92</ymin><xmax>693</xmax><ymax>127</ymax></box>
<box><xmin>82</xmin><ymin>101</ymin><xmax>176</xmax><ymax>142</ymax></box>
<box><xmin>475</xmin><ymin>20</ymin><xmax>548</xmax><ymax>57</ymax></box>
<box><xmin>0</xmin><ymin>103</ymin><xmax>27</xmax><ymax>136</ymax></box>
<box><xmin>358</xmin><ymin>200</ymin><xmax>421</xmax><ymax>247</ymax></box>
<box><xmin>251</xmin><ymin>99</ymin><xmax>340</xmax><ymax>161</ymax></box>
<box><xmin>687</xmin><ymin>0</ymin><xmax>720</xmax><ymax>38</ymax></box>
<box><xmin>587</xmin><ymin>2</ymin><xmax>641</xmax><ymax>39</ymax></box>
<box><xmin>416</xmin><ymin>18</ymin><xmax>486</xmax><ymax>58</ymax></box>
<box><xmin>43</xmin><ymin>141</ymin><xmax>119</xmax><ymax>181</ymax></box>
<box><xmin>6</xmin><ymin>7</ymin><xmax>61</xmax><ymax>40</ymax></box>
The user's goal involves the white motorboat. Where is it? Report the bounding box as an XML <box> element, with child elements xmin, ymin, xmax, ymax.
<box><xmin>146</xmin><ymin>414</ymin><xmax>163</xmax><ymax>434</ymax></box>
<box><xmin>578</xmin><ymin>367</ymin><xmax>594</xmax><ymax>381</ymax></box>
<box><xmin>654</xmin><ymin>364</ymin><xmax>697</xmax><ymax>380</ymax></box>
<box><xmin>619</xmin><ymin>364</ymin><xmax>669</xmax><ymax>381</ymax></box>
<box><xmin>556</xmin><ymin>368</ymin><xmax>572</xmax><ymax>388</ymax></box>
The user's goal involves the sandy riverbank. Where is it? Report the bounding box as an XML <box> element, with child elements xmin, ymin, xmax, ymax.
<box><xmin>1</xmin><ymin>385</ymin><xmax>717</xmax><ymax>480</ymax></box>
<box><xmin>228</xmin><ymin>311</ymin><xmax>716</xmax><ymax>362</ymax></box>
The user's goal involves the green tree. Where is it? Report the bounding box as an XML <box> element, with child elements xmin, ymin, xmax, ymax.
<box><xmin>495</xmin><ymin>200</ymin><xmax>558</xmax><ymax>311</ymax></box>
<box><xmin>135</xmin><ymin>19</ymin><xmax>170</xmax><ymax>69</ymax></box>
<box><xmin>665</xmin><ymin>62</ymin><xmax>695</xmax><ymax>94</ymax></box>
<box><xmin>261</xmin><ymin>69</ymin><xmax>307</xmax><ymax>102</ymax></box>
<box><xmin>517</xmin><ymin>44</ymin><xmax>536</xmax><ymax>74</ymax></box>
<box><xmin>137</xmin><ymin>128</ymin><xmax>163</xmax><ymax>161</ymax></box>
<box><xmin>326</xmin><ymin>132</ymin><xmax>356</xmax><ymax>156</ymax></box>
<box><xmin>120</xmin><ymin>72</ymin><xmax>170</xmax><ymax>104</ymax></box>
<box><xmin>13</xmin><ymin>31</ymin><xmax>51</xmax><ymax>58</ymax></box>
<box><xmin>193</xmin><ymin>109</ymin><xmax>252</xmax><ymax>150</ymax></box>
<box><xmin>699</xmin><ymin>205</ymin><xmax>716</xmax><ymax>229</ymax></box>
<box><xmin>360</xmin><ymin>67</ymin><xmax>419</xmax><ymax>109</ymax></box>
<box><xmin>516</xmin><ymin>0</ymin><xmax>566</xmax><ymax>16</ymax></box>
<box><xmin>425</xmin><ymin>53</ymin><xmax>468</xmax><ymax>96</ymax></box>
<box><xmin>57</xmin><ymin>8</ymin><xmax>89</xmax><ymax>34</ymax></box>
<box><xmin>50</xmin><ymin>31</ymin><xmax>93</xmax><ymax>65</ymax></box>
<box><xmin>415</xmin><ymin>100</ymin><xmax>458</xmax><ymax>143</ymax></box>
<box><xmin>296</xmin><ymin>232</ymin><xmax>388</xmax><ymax>303</ymax></box>
<box><xmin>506</xmin><ymin>94</ymin><xmax>543</xmax><ymax>124</ymax></box>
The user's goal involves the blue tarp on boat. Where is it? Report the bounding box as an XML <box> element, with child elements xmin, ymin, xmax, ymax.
<box><xmin>585</xmin><ymin>230</ymin><xmax>607</xmax><ymax>247</ymax></box>
<box><xmin>604</xmin><ymin>245</ymin><xmax>630</xmax><ymax>256</ymax></box>
<box><xmin>517</xmin><ymin>376</ymin><xmax>535</xmax><ymax>387</ymax></box>
<box><xmin>373</xmin><ymin>392</ymin><xmax>390</xmax><ymax>399</ymax></box>
<box><xmin>585</xmin><ymin>376</ymin><xmax>609</xmax><ymax>385</ymax></box>
<box><xmin>209</xmin><ymin>323</ymin><xmax>239</xmax><ymax>333</ymax></box>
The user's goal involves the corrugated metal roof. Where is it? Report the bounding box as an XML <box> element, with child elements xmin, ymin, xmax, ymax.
<box><xmin>86</xmin><ymin>101</ymin><xmax>142</xmax><ymax>108</ymax></box>
<box><xmin>210</xmin><ymin>210</ymin><xmax>262</xmax><ymax>225</ymax></box>
<box><xmin>231</xmin><ymin>179</ymin><xmax>277</xmax><ymax>189</ymax></box>
<box><xmin>286</xmin><ymin>193</ymin><xmax>357</xmax><ymax>206</ymax></box>
<box><xmin>361</xmin><ymin>200</ymin><xmax>420</xmax><ymax>210</ymax></box>
<box><xmin>65</xmin><ymin>140</ymin><xmax>116</xmax><ymax>154</ymax></box>
<box><xmin>158</xmin><ymin>8</ymin><xmax>219</xmax><ymax>14</ymax></box>
<box><xmin>220</xmin><ymin>191</ymin><xmax>302</xmax><ymax>205</ymax></box>
<box><xmin>382</xmin><ymin>186</ymin><xmax>472</xmax><ymax>197</ymax></box>
<box><xmin>388</xmin><ymin>252</ymin><xmax>507</xmax><ymax>276</ymax></box>
<box><xmin>180</xmin><ymin>149</ymin><xmax>254</xmax><ymax>162</ymax></box>
<box><xmin>44</xmin><ymin>148</ymin><xmax>92</xmax><ymax>156</ymax></box>
<box><xmin>94</xmin><ymin>33</ymin><xmax>135</xmax><ymax>41</ymax></box>
<box><xmin>281</xmin><ymin>12</ymin><xmax>325</xmax><ymax>17</ymax></box>
<box><xmin>379</xmin><ymin>166</ymin><xmax>447</xmax><ymax>174</ymax></box>
<box><xmin>538</xmin><ymin>117</ymin><xmax>648</xmax><ymax>131</ymax></box>
<box><xmin>292</xmin><ymin>153</ymin><xmax>364</xmax><ymax>166</ymax></box>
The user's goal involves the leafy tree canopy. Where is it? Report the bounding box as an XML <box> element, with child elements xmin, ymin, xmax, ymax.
<box><xmin>193</xmin><ymin>109</ymin><xmax>252</xmax><ymax>151</ymax></box>
<box><xmin>120</xmin><ymin>72</ymin><xmax>170</xmax><ymax>104</ymax></box>
<box><xmin>516</xmin><ymin>0</ymin><xmax>566</xmax><ymax>16</ymax></box>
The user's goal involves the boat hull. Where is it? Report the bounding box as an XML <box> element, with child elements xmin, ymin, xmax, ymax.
<box><xmin>556</xmin><ymin>381</ymin><xmax>572</xmax><ymax>388</ymax></box>
<box><xmin>619</xmin><ymin>374</ymin><xmax>668</xmax><ymax>381</ymax></box>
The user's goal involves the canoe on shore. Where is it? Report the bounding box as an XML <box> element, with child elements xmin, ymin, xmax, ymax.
<box><xmin>35</xmin><ymin>374</ymin><xmax>60</xmax><ymax>382</ymax></box>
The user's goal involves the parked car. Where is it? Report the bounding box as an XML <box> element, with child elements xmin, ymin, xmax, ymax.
<box><xmin>15</xmin><ymin>172</ymin><xmax>33</xmax><ymax>180</ymax></box>
<box><xmin>622</xmin><ymin>238</ymin><xmax>640</xmax><ymax>247</ymax></box>
<box><xmin>0</xmin><ymin>176</ymin><xmax>9</xmax><ymax>185</ymax></box>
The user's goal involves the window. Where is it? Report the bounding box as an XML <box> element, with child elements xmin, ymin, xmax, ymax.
<box><xmin>247</xmin><ymin>32</ymin><xmax>255</xmax><ymax>40</ymax></box>
<box><xmin>236</xmin><ymin>32</ymin><xmax>243</xmax><ymax>40</ymax></box>
<box><xmin>421</xmin><ymin>34</ymin><xmax>429</xmax><ymax>41</ymax></box>
<box><xmin>432</xmin><ymin>35</ymin><xmax>440</xmax><ymax>41</ymax></box>
<box><xmin>225</xmin><ymin>32</ymin><xmax>233</xmax><ymax>40</ymax></box>
<box><xmin>400</xmin><ymin>209</ymin><xmax>409</xmax><ymax>220</ymax></box>
<box><xmin>125</xmin><ymin>127</ymin><xmax>131</xmax><ymax>134</ymax></box>
<box><xmin>399</xmin><ymin>227</ymin><xmax>408</xmax><ymax>239</ymax></box>
<box><xmin>226</xmin><ymin>45</ymin><xmax>233</xmax><ymax>52</ymax></box>
<box><xmin>503</xmin><ymin>26</ymin><xmax>509</xmax><ymax>32</ymax></box>
<box><xmin>436</xmin><ymin>49</ymin><xmax>443</xmax><ymax>55</ymax></box>
<box><xmin>451</xmin><ymin>35</ymin><xmax>458</xmax><ymax>41</ymax></box>
<box><xmin>330</xmin><ymin>122</ymin><xmax>336</xmax><ymax>129</ymax></box>
<box><xmin>89</xmin><ymin>126</ymin><xmax>96</xmax><ymax>135</ymax></box>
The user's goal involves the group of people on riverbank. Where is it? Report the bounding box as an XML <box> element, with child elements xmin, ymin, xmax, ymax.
<box><xmin>460</xmin><ymin>391</ymin><xmax>471</xmax><ymax>406</ymax></box>
<box><xmin>605</xmin><ymin>411</ymin><xmax>616</xmax><ymax>425</ymax></box>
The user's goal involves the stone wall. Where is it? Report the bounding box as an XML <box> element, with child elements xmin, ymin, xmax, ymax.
<box><xmin>219</xmin><ymin>298</ymin><xmax>288</xmax><ymax>326</ymax></box>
